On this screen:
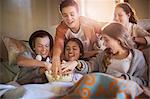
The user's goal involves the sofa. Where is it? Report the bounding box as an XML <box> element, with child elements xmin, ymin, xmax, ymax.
<box><xmin>0</xmin><ymin>19</ymin><xmax>150</xmax><ymax>98</ymax></box>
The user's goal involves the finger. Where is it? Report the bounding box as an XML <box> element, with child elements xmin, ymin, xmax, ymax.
<box><xmin>61</xmin><ymin>64</ymin><xmax>67</xmax><ymax>69</ymax></box>
<box><xmin>58</xmin><ymin>66</ymin><xmax>62</xmax><ymax>76</ymax></box>
<box><xmin>61</xmin><ymin>67</ymin><xmax>70</xmax><ymax>73</ymax></box>
<box><xmin>62</xmin><ymin>70</ymin><xmax>72</xmax><ymax>75</ymax></box>
<box><xmin>52</xmin><ymin>66</ymin><xmax>58</xmax><ymax>79</ymax></box>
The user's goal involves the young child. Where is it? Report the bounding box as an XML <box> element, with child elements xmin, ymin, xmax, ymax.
<box><xmin>113</xmin><ymin>2</ymin><xmax>150</xmax><ymax>50</ymax></box>
<box><xmin>16</xmin><ymin>30</ymin><xmax>53</xmax><ymax>84</ymax></box>
<box><xmin>63</xmin><ymin>23</ymin><xmax>148</xmax><ymax>86</ymax></box>
<box><xmin>45</xmin><ymin>38</ymin><xmax>84</xmax><ymax>82</ymax></box>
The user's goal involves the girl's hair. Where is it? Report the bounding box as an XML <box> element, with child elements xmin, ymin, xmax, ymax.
<box><xmin>59</xmin><ymin>0</ymin><xmax>79</xmax><ymax>13</ymax></box>
<box><xmin>102</xmin><ymin>22</ymin><xmax>135</xmax><ymax>50</ymax></box>
<box><xmin>102</xmin><ymin>22</ymin><xmax>135</xmax><ymax>69</ymax></box>
<box><xmin>29</xmin><ymin>30</ymin><xmax>53</xmax><ymax>52</ymax></box>
<box><xmin>64</xmin><ymin>38</ymin><xmax>84</xmax><ymax>59</ymax></box>
<box><xmin>116</xmin><ymin>2</ymin><xmax>137</xmax><ymax>24</ymax></box>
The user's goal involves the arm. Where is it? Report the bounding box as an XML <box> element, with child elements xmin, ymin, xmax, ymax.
<box><xmin>75</xmin><ymin>52</ymin><xmax>104</xmax><ymax>74</ymax></box>
<box><xmin>17</xmin><ymin>51</ymin><xmax>52</xmax><ymax>72</ymax></box>
<box><xmin>134</xmin><ymin>25</ymin><xmax>150</xmax><ymax>45</ymax></box>
<box><xmin>122</xmin><ymin>50</ymin><xmax>148</xmax><ymax>86</ymax></box>
<box><xmin>51</xmin><ymin>22</ymin><xmax>68</xmax><ymax>76</ymax></box>
<box><xmin>17</xmin><ymin>53</ymin><xmax>46</xmax><ymax>68</ymax></box>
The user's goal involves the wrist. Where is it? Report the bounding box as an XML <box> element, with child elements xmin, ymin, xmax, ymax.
<box><xmin>52</xmin><ymin>57</ymin><xmax>60</xmax><ymax>62</ymax></box>
<box><xmin>43</xmin><ymin>62</ymin><xmax>48</xmax><ymax>68</ymax></box>
<box><xmin>75</xmin><ymin>60</ymin><xmax>84</xmax><ymax>71</ymax></box>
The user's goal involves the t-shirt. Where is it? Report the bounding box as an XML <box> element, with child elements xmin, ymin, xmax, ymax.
<box><xmin>106</xmin><ymin>51</ymin><xmax>132</xmax><ymax>77</ymax></box>
<box><xmin>65</xmin><ymin>25</ymin><xmax>90</xmax><ymax>51</ymax></box>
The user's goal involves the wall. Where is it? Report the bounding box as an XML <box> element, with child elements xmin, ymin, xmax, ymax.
<box><xmin>2</xmin><ymin>0</ymin><xmax>61</xmax><ymax>40</ymax></box>
<box><xmin>1</xmin><ymin>0</ymin><xmax>61</xmax><ymax>59</ymax></box>
<box><xmin>129</xmin><ymin>0</ymin><xmax>150</xmax><ymax>19</ymax></box>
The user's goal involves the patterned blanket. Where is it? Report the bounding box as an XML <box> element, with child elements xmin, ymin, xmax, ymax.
<box><xmin>62</xmin><ymin>73</ymin><xmax>143</xmax><ymax>99</ymax></box>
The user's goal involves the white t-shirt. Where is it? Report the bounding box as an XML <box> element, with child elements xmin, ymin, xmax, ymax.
<box><xmin>106</xmin><ymin>51</ymin><xmax>132</xmax><ymax>77</ymax></box>
<box><xmin>65</xmin><ymin>25</ymin><xmax>90</xmax><ymax>51</ymax></box>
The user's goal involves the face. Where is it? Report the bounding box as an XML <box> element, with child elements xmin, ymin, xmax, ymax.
<box><xmin>61</xmin><ymin>6</ymin><xmax>80</xmax><ymax>30</ymax></box>
<box><xmin>102</xmin><ymin>35</ymin><xmax>121</xmax><ymax>54</ymax></box>
<box><xmin>65</xmin><ymin>41</ymin><xmax>81</xmax><ymax>61</ymax></box>
<box><xmin>113</xmin><ymin>7</ymin><xmax>130</xmax><ymax>26</ymax></box>
<box><xmin>34</xmin><ymin>36</ymin><xmax>50</xmax><ymax>58</ymax></box>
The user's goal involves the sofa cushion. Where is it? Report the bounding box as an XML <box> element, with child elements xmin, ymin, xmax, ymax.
<box><xmin>137</xmin><ymin>19</ymin><xmax>150</xmax><ymax>33</ymax></box>
<box><xmin>2</xmin><ymin>36</ymin><xmax>31</xmax><ymax>65</ymax></box>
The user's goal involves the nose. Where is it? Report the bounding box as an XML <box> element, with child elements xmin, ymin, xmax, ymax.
<box><xmin>66</xmin><ymin>15</ymin><xmax>72</xmax><ymax>21</ymax></box>
<box><xmin>41</xmin><ymin>46</ymin><xmax>47</xmax><ymax>54</ymax></box>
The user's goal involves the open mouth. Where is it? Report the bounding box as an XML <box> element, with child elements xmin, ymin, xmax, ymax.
<box><xmin>67</xmin><ymin>21</ymin><xmax>74</xmax><ymax>25</ymax></box>
<box><xmin>68</xmin><ymin>54</ymin><xmax>75</xmax><ymax>57</ymax></box>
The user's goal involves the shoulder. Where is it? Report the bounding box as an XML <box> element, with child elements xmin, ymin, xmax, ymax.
<box><xmin>132</xmin><ymin>23</ymin><xmax>146</xmax><ymax>31</ymax></box>
<box><xmin>56</xmin><ymin>21</ymin><xmax>68</xmax><ymax>32</ymax></box>
<box><xmin>20</xmin><ymin>50</ymin><xmax>35</xmax><ymax>59</ymax></box>
<box><xmin>131</xmin><ymin>49</ymin><xmax>145</xmax><ymax>61</ymax></box>
<box><xmin>132</xmin><ymin>49</ymin><xmax>143</xmax><ymax>56</ymax></box>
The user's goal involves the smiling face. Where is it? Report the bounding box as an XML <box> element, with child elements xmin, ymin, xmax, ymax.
<box><xmin>113</xmin><ymin>7</ymin><xmax>130</xmax><ymax>26</ymax></box>
<box><xmin>102</xmin><ymin>34</ymin><xmax>122</xmax><ymax>54</ymax></box>
<box><xmin>61</xmin><ymin>6</ymin><xmax>80</xmax><ymax>30</ymax></box>
<box><xmin>34</xmin><ymin>36</ymin><xmax>50</xmax><ymax>58</ymax></box>
<box><xmin>64</xmin><ymin>41</ymin><xmax>81</xmax><ymax>61</ymax></box>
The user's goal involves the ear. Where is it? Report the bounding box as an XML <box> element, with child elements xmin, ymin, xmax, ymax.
<box><xmin>127</xmin><ymin>13</ymin><xmax>131</xmax><ymax>18</ymax></box>
<box><xmin>33</xmin><ymin>47</ymin><xmax>35</xmax><ymax>51</ymax></box>
<box><xmin>117</xmin><ymin>39</ymin><xmax>122</xmax><ymax>45</ymax></box>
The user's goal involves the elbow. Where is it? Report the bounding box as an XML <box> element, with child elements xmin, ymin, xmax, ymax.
<box><xmin>16</xmin><ymin>56</ymin><xmax>24</xmax><ymax>66</ymax></box>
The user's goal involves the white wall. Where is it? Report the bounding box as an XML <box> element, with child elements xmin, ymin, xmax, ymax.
<box><xmin>1</xmin><ymin>0</ymin><xmax>61</xmax><ymax>59</ymax></box>
<box><xmin>2</xmin><ymin>0</ymin><xmax>61</xmax><ymax>40</ymax></box>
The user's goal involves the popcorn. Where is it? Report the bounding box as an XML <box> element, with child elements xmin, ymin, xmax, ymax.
<box><xmin>45</xmin><ymin>71</ymin><xmax>73</xmax><ymax>82</ymax></box>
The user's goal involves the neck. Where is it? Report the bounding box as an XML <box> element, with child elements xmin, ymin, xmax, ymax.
<box><xmin>113</xmin><ymin>48</ymin><xmax>129</xmax><ymax>59</ymax></box>
<box><xmin>124</xmin><ymin>21</ymin><xmax>130</xmax><ymax>29</ymax></box>
<box><xmin>70</xmin><ymin>20</ymin><xmax>80</xmax><ymax>33</ymax></box>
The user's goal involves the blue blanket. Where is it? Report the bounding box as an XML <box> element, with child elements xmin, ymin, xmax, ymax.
<box><xmin>62</xmin><ymin>73</ymin><xmax>143</xmax><ymax>99</ymax></box>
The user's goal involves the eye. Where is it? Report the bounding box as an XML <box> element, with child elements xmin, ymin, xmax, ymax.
<box><xmin>45</xmin><ymin>45</ymin><xmax>49</xmax><ymax>48</ymax></box>
<box><xmin>62</xmin><ymin>14</ymin><xmax>68</xmax><ymax>18</ymax></box>
<box><xmin>70</xmin><ymin>13</ymin><xmax>75</xmax><ymax>17</ymax></box>
<box><xmin>37</xmin><ymin>45</ymin><xmax>42</xmax><ymax>47</ymax></box>
<box><xmin>118</xmin><ymin>14</ymin><xmax>123</xmax><ymax>17</ymax></box>
<box><xmin>65</xmin><ymin>47</ymin><xmax>70</xmax><ymax>51</ymax></box>
<box><xmin>73</xmin><ymin>48</ymin><xmax>77</xmax><ymax>50</ymax></box>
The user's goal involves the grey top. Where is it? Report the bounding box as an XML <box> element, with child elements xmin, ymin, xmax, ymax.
<box><xmin>77</xmin><ymin>49</ymin><xmax>148</xmax><ymax>86</ymax></box>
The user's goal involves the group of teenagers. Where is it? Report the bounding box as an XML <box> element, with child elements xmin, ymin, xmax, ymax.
<box><xmin>13</xmin><ymin>0</ymin><xmax>150</xmax><ymax>97</ymax></box>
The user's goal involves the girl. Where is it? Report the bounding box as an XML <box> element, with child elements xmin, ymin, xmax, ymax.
<box><xmin>113</xmin><ymin>2</ymin><xmax>150</xmax><ymax>50</ymax></box>
<box><xmin>45</xmin><ymin>38</ymin><xmax>84</xmax><ymax>82</ymax></box>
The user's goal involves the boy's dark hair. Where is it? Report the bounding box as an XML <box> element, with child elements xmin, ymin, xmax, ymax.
<box><xmin>64</xmin><ymin>38</ymin><xmax>84</xmax><ymax>59</ymax></box>
<box><xmin>59</xmin><ymin>0</ymin><xmax>79</xmax><ymax>13</ymax></box>
<box><xmin>29</xmin><ymin>30</ymin><xmax>53</xmax><ymax>52</ymax></box>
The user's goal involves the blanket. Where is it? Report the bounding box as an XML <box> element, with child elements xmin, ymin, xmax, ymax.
<box><xmin>62</xmin><ymin>73</ymin><xmax>143</xmax><ymax>99</ymax></box>
<box><xmin>0</xmin><ymin>73</ymin><xmax>144</xmax><ymax>99</ymax></box>
<box><xmin>0</xmin><ymin>82</ymin><xmax>73</xmax><ymax>99</ymax></box>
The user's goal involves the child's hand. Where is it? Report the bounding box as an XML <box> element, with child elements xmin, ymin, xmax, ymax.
<box><xmin>61</xmin><ymin>61</ymin><xmax>78</xmax><ymax>75</ymax></box>
<box><xmin>44</xmin><ymin>62</ymin><xmax>52</xmax><ymax>72</ymax></box>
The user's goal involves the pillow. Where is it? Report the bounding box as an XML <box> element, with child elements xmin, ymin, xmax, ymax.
<box><xmin>2</xmin><ymin>36</ymin><xmax>31</xmax><ymax>65</ymax></box>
